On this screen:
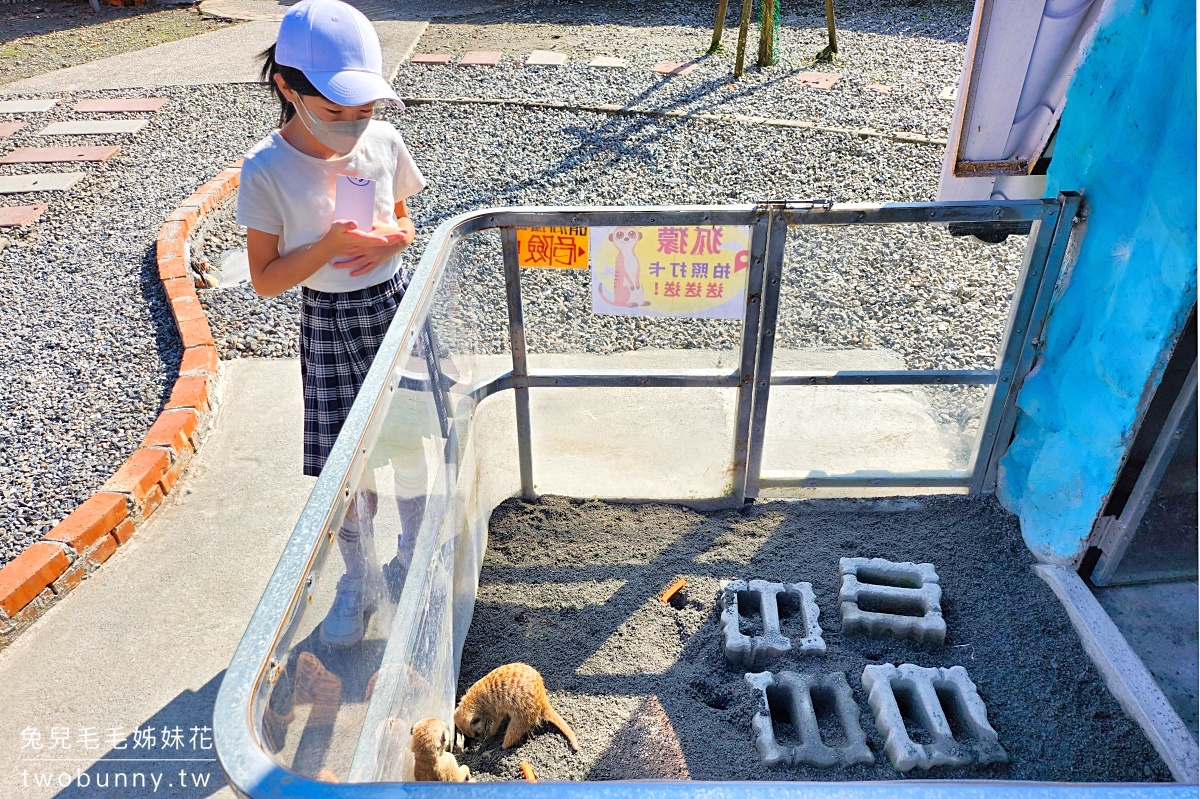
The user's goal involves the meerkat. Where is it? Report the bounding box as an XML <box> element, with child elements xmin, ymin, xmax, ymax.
<box><xmin>410</xmin><ymin>717</ymin><xmax>470</xmax><ymax>782</ymax></box>
<box><xmin>454</xmin><ymin>663</ymin><xmax>579</xmax><ymax>751</ymax></box>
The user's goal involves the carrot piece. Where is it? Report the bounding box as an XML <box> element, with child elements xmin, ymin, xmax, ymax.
<box><xmin>659</xmin><ymin>577</ymin><xmax>687</xmax><ymax>603</ymax></box>
<box><xmin>520</xmin><ymin>761</ymin><xmax>537</xmax><ymax>782</ymax></box>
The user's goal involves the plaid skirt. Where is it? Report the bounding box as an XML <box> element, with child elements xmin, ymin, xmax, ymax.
<box><xmin>300</xmin><ymin>269</ymin><xmax>409</xmax><ymax>477</ymax></box>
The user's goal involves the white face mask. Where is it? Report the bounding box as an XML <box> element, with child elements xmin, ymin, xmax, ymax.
<box><xmin>291</xmin><ymin>93</ymin><xmax>372</xmax><ymax>155</ymax></box>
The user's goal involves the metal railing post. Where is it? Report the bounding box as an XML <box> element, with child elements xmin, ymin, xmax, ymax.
<box><xmin>501</xmin><ymin>227</ymin><xmax>535</xmax><ymax>499</ymax></box>
<box><xmin>971</xmin><ymin>191</ymin><xmax>1082</xmax><ymax>493</ymax></box>
<box><xmin>744</xmin><ymin>201</ymin><xmax>788</xmax><ymax>498</ymax></box>
<box><xmin>730</xmin><ymin>208</ymin><xmax>771</xmax><ymax>501</ymax></box>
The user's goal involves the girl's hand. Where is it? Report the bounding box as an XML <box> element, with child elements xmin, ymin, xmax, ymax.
<box><xmin>333</xmin><ymin>222</ymin><xmax>414</xmax><ymax>277</ymax></box>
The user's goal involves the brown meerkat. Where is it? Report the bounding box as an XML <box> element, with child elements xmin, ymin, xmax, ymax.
<box><xmin>453</xmin><ymin>663</ymin><xmax>579</xmax><ymax>751</ymax></box>
<box><xmin>410</xmin><ymin>717</ymin><xmax>470</xmax><ymax>782</ymax></box>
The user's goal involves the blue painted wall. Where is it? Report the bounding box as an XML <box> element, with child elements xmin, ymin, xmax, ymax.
<box><xmin>997</xmin><ymin>0</ymin><xmax>1197</xmax><ymax>564</ymax></box>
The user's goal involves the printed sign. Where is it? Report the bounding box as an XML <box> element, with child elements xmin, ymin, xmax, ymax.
<box><xmin>517</xmin><ymin>226</ymin><xmax>589</xmax><ymax>269</ymax></box>
<box><xmin>590</xmin><ymin>225</ymin><xmax>751</xmax><ymax>318</ymax></box>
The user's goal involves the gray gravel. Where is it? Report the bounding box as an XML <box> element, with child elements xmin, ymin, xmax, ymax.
<box><xmin>399</xmin><ymin>0</ymin><xmax>971</xmax><ymax>139</ymax></box>
<box><xmin>0</xmin><ymin>85</ymin><xmax>274</xmax><ymax>567</ymax></box>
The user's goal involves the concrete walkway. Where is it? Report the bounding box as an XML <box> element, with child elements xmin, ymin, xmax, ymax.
<box><xmin>0</xmin><ymin>359</ymin><xmax>311</xmax><ymax>799</ymax></box>
<box><xmin>2</xmin><ymin>19</ymin><xmax>427</xmax><ymax>94</ymax></box>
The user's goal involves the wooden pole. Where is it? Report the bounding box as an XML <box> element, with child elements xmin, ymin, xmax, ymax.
<box><xmin>818</xmin><ymin>0</ymin><xmax>839</xmax><ymax>60</ymax></box>
<box><xmin>757</xmin><ymin>0</ymin><xmax>779</xmax><ymax>67</ymax></box>
<box><xmin>734</xmin><ymin>0</ymin><xmax>754</xmax><ymax>77</ymax></box>
<box><xmin>709</xmin><ymin>0</ymin><xmax>731</xmax><ymax>53</ymax></box>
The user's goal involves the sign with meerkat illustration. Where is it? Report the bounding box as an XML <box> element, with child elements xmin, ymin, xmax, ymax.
<box><xmin>516</xmin><ymin>226</ymin><xmax>589</xmax><ymax>269</ymax></box>
<box><xmin>590</xmin><ymin>225</ymin><xmax>751</xmax><ymax>318</ymax></box>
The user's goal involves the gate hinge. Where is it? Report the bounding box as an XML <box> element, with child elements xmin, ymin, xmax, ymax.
<box><xmin>1090</xmin><ymin>515</ymin><xmax>1122</xmax><ymax>551</ymax></box>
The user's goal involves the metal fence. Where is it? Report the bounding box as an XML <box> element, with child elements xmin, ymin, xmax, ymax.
<box><xmin>212</xmin><ymin>194</ymin><xmax>1136</xmax><ymax>799</ymax></box>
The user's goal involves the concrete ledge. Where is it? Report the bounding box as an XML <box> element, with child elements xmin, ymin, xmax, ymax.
<box><xmin>0</xmin><ymin>162</ymin><xmax>242</xmax><ymax>649</ymax></box>
<box><xmin>1034</xmin><ymin>564</ymin><xmax>1200</xmax><ymax>783</ymax></box>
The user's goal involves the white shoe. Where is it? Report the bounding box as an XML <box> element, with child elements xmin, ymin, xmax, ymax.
<box><xmin>319</xmin><ymin>574</ymin><xmax>375</xmax><ymax>647</ymax></box>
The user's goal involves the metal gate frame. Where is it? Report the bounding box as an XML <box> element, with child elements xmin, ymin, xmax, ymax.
<box><xmin>478</xmin><ymin>193</ymin><xmax>1081</xmax><ymax>502</ymax></box>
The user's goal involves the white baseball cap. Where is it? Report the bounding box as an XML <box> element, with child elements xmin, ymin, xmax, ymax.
<box><xmin>275</xmin><ymin>0</ymin><xmax>403</xmax><ymax>108</ymax></box>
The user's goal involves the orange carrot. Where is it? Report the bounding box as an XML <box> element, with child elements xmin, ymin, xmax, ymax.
<box><xmin>520</xmin><ymin>761</ymin><xmax>537</xmax><ymax>782</ymax></box>
<box><xmin>659</xmin><ymin>577</ymin><xmax>687</xmax><ymax>603</ymax></box>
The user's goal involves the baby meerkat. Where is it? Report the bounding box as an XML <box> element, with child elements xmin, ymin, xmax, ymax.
<box><xmin>454</xmin><ymin>663</ymin><xmax>579</xmax><ymax>751</ymax></box>
<box><xmin>410</xmin><ymin>717</ymin><xmax>470</xmax><ymax>782</ymax></box>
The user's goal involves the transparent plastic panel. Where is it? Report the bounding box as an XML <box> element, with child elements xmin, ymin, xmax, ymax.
<box><xmin>759</xmin><ymin>383</ymin><xmax>989</xmax><ymax>487</ymax></box>
<box><xmin>775</xmin><ymin>224</ymin><xmax>1029</xmax><ymax>370</ymax></box>
<box><xmin>527</xmin><ymin>386</ymin><xmax>742</xmax><ymax>501</ymax></box>
<box><xmin>260</xmin><ymin>340</ymin><xmax>448</xmax><ymax>783</ymax></box>
<box><xmin>255</xmin><ymin>228</ymin><xmax>519</xmax><ymax>784</ymax></box>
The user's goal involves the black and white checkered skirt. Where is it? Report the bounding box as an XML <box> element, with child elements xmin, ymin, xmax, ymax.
<box><xmin>299</xmin><ymin>270</ymin><xmax>409</xmax><ymax>477</ymax></box>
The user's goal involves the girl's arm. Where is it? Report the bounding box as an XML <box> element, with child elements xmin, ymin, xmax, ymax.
<box><xmin>247</xmin><ymin>221</ymin><xmax>397</xmax><ymax>297</ymax></box>
<box><xmin>333</xmin><ymin>200</ymin><xmax>416</xmax><ymax>277</ymax></box>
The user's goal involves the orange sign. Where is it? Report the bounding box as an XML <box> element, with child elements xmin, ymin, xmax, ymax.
<box><xmin>516</xmin><ymin>226</ymin><xmax>589</xmax><ymax>269</ymax></box>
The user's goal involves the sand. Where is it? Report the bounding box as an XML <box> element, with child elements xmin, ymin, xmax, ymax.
<box><xmin>454</xmin><ymin>494</ymin><xmax>1171</xmax><ymax>783</ymax></box>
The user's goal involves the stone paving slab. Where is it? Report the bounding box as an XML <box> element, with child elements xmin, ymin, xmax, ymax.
<box><xmin>410</xmin><ymin>53</ymin><xmax>454</xmax><ymax>65</ymax></box>
<box><xmin>0</xmin><ymin>145</ymin><xmax>121</xmax><ymax>164</ymax></box>
<box><xmin>460</xmin><ymin>50</ymin><xmax>503</xmax><ymax>66</ymax></box>
<box><xmin>73</xmin><ymin>97</ymin><xmax>171</xmax><ymax>113</ymax></box>
<box><xmin>0</xmin><ymin>173</ymin><xmax>84</xmax><ymax>194</ymax></box>
<box><xmin>866</xmin><ymin>82</ymin><xmax>892</xmax><ymax>94</ymax></box>
<box><xmin>798</xmin><ymin>71</ymin><xmax>840</xmax><ymax>90</ymax></box>
<box><xmin>0</xmin><ymin>99</ymin><xmax>58</xmax><ymax>113</ymax></box>
<box><xmin>526</xmin><ymin>50</ymin><xmax>568</xmax><ymax>66</ymax></box>
<box><xmin>653</xmin><ymin>61</ymin><xmax>698</xmax><ymax>76</ymax></box>
<box><xmin>38</xmin><ymin>120</ymin><xmax>149</xmax><ymax>136</ymax></box>
<box><xmin>0</xmin><ymin>204</ymin><xmax>48</xmax><ymax>227</ymax></box>
<box><xmin>589</xmin><ymin>56</ymin><xmax>628</xmax><ymax>68</ymax></box>
<box><xmin>1</xmin><ymin>21</ymin><xmax>425</xmax><ymax>92</ymax></box>
<box><xmin>0</xmin><ymin>122</ymin><xmax>26</xmax><ymax>138</ymax></box>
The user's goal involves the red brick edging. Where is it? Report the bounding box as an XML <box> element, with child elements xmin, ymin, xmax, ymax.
<box><xmin>0</xmin><ymin>163</ymin><xmax>242</xmax><ymax>647</ymax></box>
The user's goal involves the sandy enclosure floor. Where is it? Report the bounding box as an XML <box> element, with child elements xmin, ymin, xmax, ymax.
<box><xmin>455</xmin><ymin>495</ymin><xmax>1171</xmax><ymax>782</ymax></box>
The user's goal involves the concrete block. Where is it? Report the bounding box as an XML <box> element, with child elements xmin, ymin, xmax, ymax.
<box><xmin>0</xmin><ymin>99</ymin><xmax>58</xmax><ymax>113</ymax></box>
<box><xmin>746</xmin><ymin>671</ymin><xmax>873</xmax><ymax>767</ymax></box>
<box><xmin>722</xmin><ymin>579</ymin><xmax>825</xmax><ymax>669</ymax></box>
<box><xmin>459</xmin><ymin>51</ymin><xmax>503</xmax><ymax>66</ymax></box>
<box><xmin>525</xmin><ymin>50</ymin><xmax>568</xmax><ymax>66</ymax></box>
<box><xmin>0</xmin><ymin>122</ymin><xmax>26</xmax><ymax>138</ymax></box>
<box><xmin>839</xmin><ymin>557</ymin><xmax>946</xmax><ymax>645</ymax></box>
<box><xmin>588</xmin><ymin>56</ymin><xmax>627</xmax><ymax>68</ymax></box>
<box><xmin>653</xmin><ymin>61</ymin><xmax>697</xmax><ymax>76</ymax></box>
<box><xmin>0</xmin><ymin>145</ymin><xmax>120</xmax><ymax>164</ymax></box>
<box><xmin>72</xmin><ymin>98</ymin><xmax>169</xmax><ymax>113</ymax></box>
<box><xmin>862</xmin><ymin>663</ymin><xmax>1007</xmax><ymax>771</ymax></box>
<box><xmin>0</xmin><ymin>205</ymin><xmax>47</xmax><ymax>227</ymax></box>
<box><xmin>0</xmin><ymin>173</ymin><xmax>84</xmax><ymax>194</ymax></box>
<box><xmin>797</xmin><ymin>71</ymin><xmax>840</xmax><ymax>90</ymax></box>
<box><xmin>410</xmin><ymin>53</ymin><xmax>453</xmax><ymax>65</ymax></box>
<box><xmin>37</xmin><ymin>120</ymin><xmax>148</xmax><ymax>136</ymax></box>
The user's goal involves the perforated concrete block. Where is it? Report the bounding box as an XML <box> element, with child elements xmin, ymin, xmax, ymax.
<box><xmin>722</xmin><ymin>579</ymin><xmax>825</xmax><ymax>669</ymax></box>
<box><xmin>746</xmin><ymin>670</ymin><xmax>873</xmax><ymax>768</ymax></box>
<box><xmin>862</xmin><ymin>663</ymin><xmax>1007</xmax><ymax>772</ymax></box>
<box><xmin>839</xmin><ymin>557</ymin><xmax>946</xmax><ymax>645</ymax></box>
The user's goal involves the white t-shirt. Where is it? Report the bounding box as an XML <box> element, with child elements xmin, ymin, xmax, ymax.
<box><xmin>236</xmin><ymin>119</ymin><xmax>426</xmax><ymax>293</ymax></box>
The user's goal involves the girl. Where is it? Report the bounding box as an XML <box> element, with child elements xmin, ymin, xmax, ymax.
<box><xmin>237</xmin><ymin>0</ymin><xmax>428</xmax><ymax>647</ymax></box>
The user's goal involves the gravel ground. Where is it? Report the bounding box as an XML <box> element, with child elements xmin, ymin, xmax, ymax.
<box><xmin>0</xmin><ymin>4</ymin><xmax>234</xmax><ymax>88</ymax></box>
<box><xmin>403</xmin><ymin>0</ymin><xmax>969</xmax><ymax>139</ymax></box>
<box><xmin>0</xmin><ymin>85</ymin><xmax>273</xmax><ymax>567</ymax></box>
<box><xmin>455</xmin><ymin>494</ymin><xmax>1172</xmax><ymax>782</ymax></box>
<box><xmin>1</xmin><ymin>0</ymin><xmax>1012</xmax><ymax>565</ymax></box>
